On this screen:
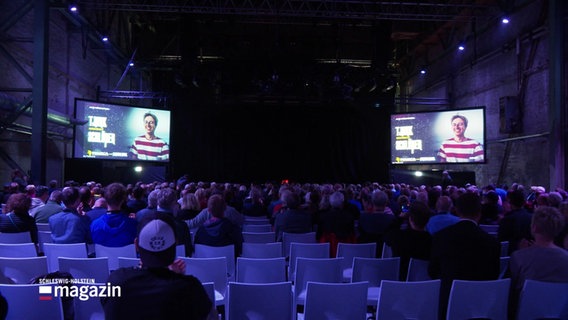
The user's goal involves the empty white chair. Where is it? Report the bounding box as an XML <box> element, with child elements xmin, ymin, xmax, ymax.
<box><xmin>281</xmin><ymin>232</ymin><xmax>316</xmax><ymax>258</ymax></box>
<box><xmin>227</xmin><ymin>281</ymin><xmax>294</xmax><ymax>320</ymax></box>
<box><xmin>94</xmin><ymin>243</ymin><xmax>136</xmax><ymax>271</ymax></box>
<box><xmin>117</xmin><ymin>257</ymin><xmax>141</xmax><ymax>269</ymax></box>
<box><xmin>0</xmin><ymin>243</ymin><xmax>37</xmax><ymax>257</ymax></box>
<box><xmin>58</xmin><ymin>257</ymin><xmax>109</xmax><ymax>283</ymax></box>
<box><xmin>181</xmin><ymin>257</ymin><xmax>228</xmax><ymax>306</ymax></box>
<box><xmin>73</xmin><ymin>283</ymin><xmax>105</xmax><ymax>320</ymax></box>
<box><xmin>0</xmin><ymin>232</ymin><xmax>32</xmax><ymax>244</ymax></box>
<box><xmin>0</xmin><ymin>283</ymin><xmax>64</xmax><ymax>320</ymax></box>
<box><xmin>241</xmin><ymin>242</ymin><xmax>283</xmax><ymax>258</ymax></box>
<box><xmin>43</xmin><ymin>242</ymin><xmax>88</xmax><ymax>273</ymax></box>
<box><xmin>294</xmin><ymin>257</ymin><xmax>343</xmax><ymax>307</ymax></box>
<box><xmin>194</xmin><ymin>244</ymin><xmax>235</xmax><ymax>281</ymax></box>
<box><xmin>0</xmin><ymin>256</ymin><xmax>48</xmax><ymax>284</ymax></box>
<box><xmin>236</xmin><ymin>257</ymin><xmax>287</xmax><ymax>283</ymax></box>
<box><xmin>202</xmin><ymin>282</ymin><xmax>216</xmax><ymax>307</ymax></box>
<box><xmin>406</xmin><ymin>258</ymin><xmax>431</xmax><ymax>282</ymax></box>
<box><xmin>446</xmin><ymin>278</ymin><xmax>511</xmax><ymax>320</ymax></box>
<box><xmin>500</xmin><ymin>241</ymin><xmax>509</xmax><ymax>257</ymax></box>
<box><xmin>37</xmin><ymin>231</ymin><xmax>53</xmax><ymax>254</ymax></box>
<box><xmin>351</xmin><ymin>257</ymin><xmax>400</xmax><ymax>306</ymax></box>
<box><xmin>516</xmin><ymin>280</ymin><xmax>568</xmax><ymax>320</ymax></box>
<box><xmin>288</xmin><ymin>242</ymin><xmax>329</xmax><ymax>281</ymax></box>
<box><xmin>381</xmin><ymin>243</ymin><xmax>393</xmax><ymax>258</ymax></box>
<box><xmin>336</xmin><ymin>242</ymin><xmax>376</xmax><ymax>282</ymax></box>
<box><xmin>303</xmin><ymin>281</ymin><xmax>368</xmax><ymax>320</ymax></box>
<box><xmin>242</xmin><ymin>231</ymin><xmax>276</xmax><ymax>243</ymax></box>
<box><xmin>480</xmin><ymin>224</ymin><xmax>498</xmax><ymax>236</ymax></box>
<box><xmin>176</xmin><ymin>244</ymin><xmax>186</xmax><ymax>257</ymax></box>
<box><xmin>376</xmin><ymin>279</ymin><xmax>441</xmax><ymax>320</ymax></box>
<box><xmin>242</xmin><ymin>224</ymin><xmax>272</xmax><ymax>232</ymax></box>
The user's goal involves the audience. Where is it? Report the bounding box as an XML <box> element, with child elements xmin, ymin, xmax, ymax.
<box><xmin>86</xmin><ymin>197</ymin><xmax>108</xmax><ymax>221</ymax></box>
<box><xmin>425</xmin><ymin>195</ymin><xmax>459</xmax><ymax>235</ymax></box>
<box><xmin>317</xmin><ymin>191</ymin><xmax>356</xmax><ymax>257</ymax></box>
<box><xmin>429</xmin><ymin>192</ymin><xmax>500</xmax><ymax>320</ymax></box>
<box><xmin>508</xmin><ymin>206</ymin><xmax>568</xmax><ymax>318</ymax></box>
<box><xmin>357</xmin><ymin>190</ymin><xmax>396</xmax><ymax>257</ymax></box>
<box><xmin>156</xmin><ymin>187</ymin><xmax>193</xmax><ymax>257</ymax></box>
<box><xmin>102</xmin><ymin>212</ymin><xmax>216</xmax><ymax>320</ymax></box>
<box><xmin>498</xmin><ymin>189</ymin><xmax>533</xmax><ymax>255</ymax></box>
<box><xmin>28</xmin><ymin>185</ymin><xmax>49</xmax><ymax>217</ymax></box>
<box><xmin>194</xmin><ymin>194</ymin><xmax>243</xmax><ymax>256</ymax></box>
<box><xmin>34</xmin><ymin>190</ymin><xmax>63</xmax><ymax>223</ymax></box>
<box><xmin>385</xmin><ymin>201</ymin><xmax>432</xmax><ymax>281</ymax></box>
<box><xmin>0</xmin><ymin>193</ymin><xmax>39</xmax><ymax>245</ymax></box>
<box><xmin>90</xmin><ymin>183</ymin><xmax>137</xmax><ymax>247</ymax></box>
<box><xmin>48</xmin><ymin>186</ymin><xmax>92</xmax><ymax>244</ymax></box>
<box><xmin>177</xmin><ymin>192</ymin><xmax>201</xmax><ymax>220</ymax></box>
<box><xmin>273</xmin><ymin>189</ymin><xmax>312</xmax><ymax>242</ymax></box>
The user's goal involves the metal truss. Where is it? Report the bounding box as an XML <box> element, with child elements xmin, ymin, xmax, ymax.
<box><xmin>77</xmin><ymin>1</ymin><xmax>499</xmax><ymax>22</ymax></box>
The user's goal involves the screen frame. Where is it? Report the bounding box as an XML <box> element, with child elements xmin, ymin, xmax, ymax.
<box><xmin>390</xmin><ymin>106</ymin><xmax>487</xmax><ymax>165</ymax></box>
<box><xmin>73</xmin><ymin>98</ymin><xmax>172</xmax><ymax>163</ymax></box>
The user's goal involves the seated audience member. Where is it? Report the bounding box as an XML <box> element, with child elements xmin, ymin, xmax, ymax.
<box><xmin>156</xmin><ymin>188</ymin><xmax>193</xmax><ymax>257</ymax></box>
<box><xmin>317</xmin><ymin>191</ymin><xmax>356</xmax><ymax>257</ymax></box>
<box><xmin>177</xmin><ymin>192</ymin><xmax>201</xmax><ymax>220</ymax></box>
<box><xmin>241</xmin><ymin>187</ymin><xmax>267</xmax><ymax>218</ymax></box>
<box><xmin>273</xmin><ymin>189</ymin><xmax>313</xmax><ymax>242</ymax></box>
<box><xmin>91</xmin><ymin>183</ymin><xmax>137</xmax><ymax>247</ymax></box>
<box><xmin>188</xmin><ymin>191</ymin><xmax>244</xmax><ymax>230</ymax></box>
<box><xmin>34</xmin><ymin>190</ymin><xmax>63</xmax><ymax>223</ymax></box>
<box><xmin>0</xmin><ymin>193</ymin><xmax>39</xmax><ymax>245</ymax></box>
<box><xmin>429</xmin><ymin>192</ymin><xmax>500</xmax><ymax>320</ymax></box>
<box><xmin>102</xmin><ymin>212</ymin><xmax>216</xmax><ymax>320</ymax></box>
<box><xmin>86</xmin><ymin>197</ymin><xmax>108</xmax><ymax>222</ymax></box>
<box><xmin>357</xmin><ymin>190</ymin><xmax>396</xmax><ymax>257</ymax></box>
<box><xmin>385</xmin><ymin>201</ymin><xmax>432</xmax><ymax>280</ymax></box>
<box><xmin>508</xmin><ymin>206</ymin><xmax>568</xmax><ymax>318</ymax></box>
<box><xmin>480</xmin><ymin>190</ymin><xmax>501</xmax><ymax>224</ymax></box>
<box><xmin>498</xmin><ymin>189</ymin><xmax>533</xmax><ymax>255</ymax></box>
<box><xmin>425</xmin><ymin>195</ymin><xmax>460</xmax><ymax>235</ymax></box>
<box><xmin>126</xmin><ymin>185</ymin><xmax>147</xmax><ymax>214</ymax></box>
<box><xmin>29</xmin><ymin>185</ymin><xmax>49</xmax><ymax>217</ymax></box>
<box><xmin>77</xmin><ymin>185</ymin><xmax>93</xmax><ymax>215</ymax></box>
<box><xmin>49</xmin><ymin>187</ymin><xmax>92</xmax><ymax>244</ymax></box>
<box><xmin>194</xmin><ymin>194</ymin><xmax>243</xmax><ymax>256</ymax></box>
<box><xmin>136</xmin><ymin>189</ymin><xmax>159</xmax><ymax>222</ymax></box>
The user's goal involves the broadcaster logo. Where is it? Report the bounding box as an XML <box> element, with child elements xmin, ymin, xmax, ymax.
<box><xmin>38</xmin><ymin>279</ymin><xmax>121</xmax><ymax>301</ymax></box>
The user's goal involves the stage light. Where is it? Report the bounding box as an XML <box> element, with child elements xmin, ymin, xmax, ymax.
<box><xmin>69</xmin><ymin>4</ymin><xmax>78</xmax><ymax>13</ymax></box>
<box><xmin>420</xmin><ymin>68</ymin><xmax>427</xmax><ymax>75</ymax></box>
<box><xmin>101</xmin><ymin>36</ymin><xmax>109</xmax><ymax>42</ymax></box>
<box><xmin>134</xmin><ymin>166</ymin><xmax>143</xmax><ymax>173</ymax></box>
<box><xmin>502</xmin><ymin>16</ymin><xmax>510</xmax><ymax>24</ymax></box>
<box><xmin>414</xmin><ymin>171</ymin><xmax>423</xmax><ymax>177</ymax></box>
<box><xmin>129</xmin><ymin>62</ymin><xmax>134</xmax><ymax>67</ymax></box>
<box><xmin>458</xmin><ymin>43</ymin><xmax>465</xmax><ymax>51</ymax></box>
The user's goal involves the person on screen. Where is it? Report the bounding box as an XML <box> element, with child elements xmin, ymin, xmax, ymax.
<box><xmin>129</xmin><ymin>113</ymin><xmax>169</xmax><ymax>160</ymax></box>
<box><xmin>437</xmin><ymin>114</ymin><xmax>483</xmax><ymax>162</ymax></box>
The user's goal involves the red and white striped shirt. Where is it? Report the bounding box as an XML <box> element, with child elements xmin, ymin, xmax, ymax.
<box><xmin>130</xmin><ymin>136</ymin><xmax>169</xmax><ymax>160</ymax></box>
<box><xmin>438</xmin><ymin>138</ymin><xmax>483</xmax><ymax>162</ymax></box>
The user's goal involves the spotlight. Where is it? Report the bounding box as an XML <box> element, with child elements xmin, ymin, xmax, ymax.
<box><xmin>129</xmin><ymin>62</ymin><xmax>135</xmax><ymax>67</ymax></box>
<box><xmin>69</xmin><ymin>4</ymin><xmax>78</xmax><ymax>13</ymax></box>
<box><xmin>414</xmin><ymin>171</ymin><xmax>423</xmax><ymax>177</ymax></box>
<box><xmin>134</xmin><ymin>166</ymin><xmax>143</xmax><ymax>173</ymax></box>
<box><xmin>458</xmin><ymin>43</ymin><xmax>465</xmax><ymax>51</ymax></box>
<box><xmin>420</xmin><ymin>68</ymin><xmax>426</xmax><ymax>75</ymax></box>
<box><xmin>101</xmin><ymin>36</ymin><xmax>109</xmax><ymax>42</ymax></box>
<box><xmin>501</xmin><ymin>16</ymin><xmax>510</xmax><ymax>24</ymax></box>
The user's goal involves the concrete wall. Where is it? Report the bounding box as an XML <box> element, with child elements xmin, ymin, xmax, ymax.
<box><xmin>398</xmin><ymin>0</ymin><xmax>564</xmax><ymax>190</ymax></box>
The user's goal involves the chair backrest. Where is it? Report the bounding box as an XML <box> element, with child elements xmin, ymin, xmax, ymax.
<box><xmin>381</xmin><ymin>242</ymin><xmax>393</xmax><ymax>258</ymax></box>
<box><xmin>181</xmin><ymin>257</ymin><xmax>228</xmax><ymax>306</ymax></box>
<box><xmin>288</xmin><ymin>242</ymin><xmax>329</xmax><ymax>281</ymax></box>
<box><xmin>242</xmin><ymin>231</ymin><xmax>276</xmax><ymax>243</ymax></box>
<box><xmin>227</xmin><ymin>281</ymin><xmax>294</xmax><ymax>320</ymax></box>
<box><xmin>480</xmin><ymin>224</ymin><xmax>499</xmax><ymax>236</ymax></box>
<box><xmin>36</xmin><ymin>223</ymin><xmax>51</xmax><ymax>232</ymax></box>
<box><xmin>236</xmin><ymin>257</ymin><xmax>287</xmax><ymax>283</ymax></box>
<box><xmin>294</xmin><ymin>257</ymin><xmax>343</xmax><ymax>306</ymax></box>
<box><xmin>243</xmin><ymin>217</ymin><xmax>271</xmax><ymax>225</ymax></box>
<box><xmin>58</xmin><ymin>257</ymin><xmax>110</xmax><ymax>283</ymax></box>
<box><xmin>351</xmin><ymin>257</ymin><xmax>400</xmax><ymax>286</ymax></box>
<box><xmin>500</xmin><ymin>241</ymin><xmax>509</xmax><ymax>257</ymax></box>
<box><xmin>0</xmin><ymin>243</ymin><xmax>37</xmax><ymax>258</ymax></box>
<box><xmin>37</xmin><ymin>231</ymin><xmax>53</xmax><ymax>254</ymax></box>
<box><xmin>499</xmin><ymin>256</ymin><xmax>510</xmax><ymax>279</ymax></box>
<box><xmin>73</xmin><ymin>283</ymin><xmax>106</xmax><ymax>320</ymax></box>
<box><xmin>0</xmin><ymin>232</ymin><xmax>32</xmax><ymax>244</ymax></box>
<box><xmin>0</xmin><ymin>283</ymin><xmax>64</xmax><ymax>320</ymax></box>
<box><xmin>241</xmin><ymin>242</ymin><xmax>283</xmax><ymax>258</ymax></box>
<box><xmin>201</xmin><ymin>282</ymin><xmax>216</xmax><ymax>308</ymax></box>
<box><xmin>242</xmin><ymin>224</ymin><xmax>272</xmax><ymax>232</ymax></box>
<box><xmin>446</xmin><ymin>278</ymin><xmax>511</xmax><ymax>320</ymax></box>
<box><xmin>176</xmin><ymin>244</ymin><xmax>186</xmax><ymax>258</ymax></box>
<box><xmin>516</xmin><ymin>280</ymin><xmax>568</xmax><ymax>320</ymax></box>
<box><xmin>43</xmin><ymin>242</ymin><xmax>88</xmax><ymax>273</ymax></box>
<box><xmin>336</xmin><ymin>242</ymin><xmax>377</xmax><ymax>281</ymax></box>
<box><xmin>304</xmin><ymin>281</ymin><xmax>368</xmax><ymax>320</ymax></box>
<box><xmin>0</xmin><ymin>256</ymin><xmax>48</xmax><ymax>284</ymax></box>
<box><xmin>117</xmin><ymin>257</ymin><xmax>141</xmax><ymax>269</ymax></box>
<box><xmin>194</xmin><ymin>244</ymin><xmax>235</xmax><ymax>281</ymax></box>
<box><xmin>406</xmin><ymin>258</ymin><xmax>432</xmax><ymax>282</ymax></box>
<box><xmin>94</xmin><ymin>243</ymin><xmax>137</xmax><ymax>271</ymax></box>
<box><xmin>376</xmin><ymin>279</ymin><xmax>441</xmax><ymax>320</ymax></box>
<box><xmin>281</xmin><ymin>231</ymin><xmax>316</xmax><ymax>258</ymax></box>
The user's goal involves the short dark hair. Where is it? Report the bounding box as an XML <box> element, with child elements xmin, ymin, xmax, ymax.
<box><xmin>105</xmin><ymin>183</ymin><xmax>127</xmax><ymax>207</ymax></box>
<box><xmin>143</xmin><ymin>113</ymin><xmax>158</xmax><ymax>126</ymax></box>
<box><xmin>507</xmin><ymin>190</ymin><xmax>526</xmax><ymax>208</ymax></box>
<box><xmin>451</xmin><ymin>115</ymin><xmax>468</xmax><ymax>127</ymax></box>
<box><xmin>61</xmin><ymin>187</ymin><xmax>80</xmax><ymax>207</ymax></box>
<box><xmin>408</xmin><ymin>201</ymin><xmax>431</xmax><ymax>228</ymax></box>
<box><xmin>455</xmin><ymin>192</ymin><xmax>481</xmax><ymax>218</ymax></box>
